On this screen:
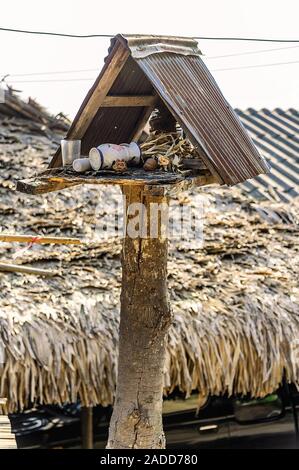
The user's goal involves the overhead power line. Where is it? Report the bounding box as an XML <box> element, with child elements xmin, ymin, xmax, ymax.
<box><xmin>1</xmin><ymin>44</ymin><xmax>298</xmax><ymax>80</ymax></box>
<box><xmin>195</xmin><ymin>36</ymin><xmax>299</xmax><ymax>43</ymax></box>
<box><xmin>212</xmin><ymin>59</ymin><xmax>299</xmax><ymax>72</ymax></box>
<box><xmin>0</xmin><ymin>27</ymin><xmax>112</xmax><ymax>38</ymax></box>
<box><xmin>3</xmin><ymin>45</ymin><xmax>299</xmax><ymax>78</ymax></box>
<box><xmin>2</xmin><ymin>68</ymin><xmax>98</xmax><ymax>78</ymax></box>
<box><xmin>6</xmin><ymin>77</ymin><xmax>95</xmax><ymax>84</ymax></box>
<box><xmin>5</xmin><ymin>57</ymin><xmax>299</xmax><ymax>84</ymax></box>
<box><xmin>1</xmin><ymin>26</ymin><xmax>299</xmax><ymax>43</ymax></box>
<box><xmin>206</xmin><ymin>44</ymin><xmax>299</xmax><ymax>59</ymax></box>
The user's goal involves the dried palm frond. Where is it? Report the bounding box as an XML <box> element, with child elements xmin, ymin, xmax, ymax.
<box><xmin>0</xmin><ymin>184</ymin><xmax>298</xmax><ymax>411</ymax></box>
<box><xmin>0</xmin><ymin>114</ymin><xmax>299</xmax><ymax>412</ymax></box>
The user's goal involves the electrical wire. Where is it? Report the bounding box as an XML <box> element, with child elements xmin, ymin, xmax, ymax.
<box><xmin>0</xmin><ymin>27</ymin><xmax>112</xmax><ymax>38</ymax></box>
<box><xmin>6</xmin><ymin>77</ymin><xmax>95</xmax><ymax>84</ymax></box>
<box><xmin>1</xmin><ymin>26</ymin><xmax>299</xmax><ymax>43</ymax></box>
<box><xmin>1</xmin><ymin>68</ymin><xmax>98</xmax><ymax>78</ymax></box>
<box><xmin>5</xmin><ymin>57</ymin><xmax>299</xmax><ymax>84</ymax></box>
<box><xmin>212</xmin><ymin>59</ymin><xmax>299</xmax><ymax>72</ymax></box>
<box><xmin>195</xmin><ymin>36</ymin><xmax>299</xmax><ymax>43</ymax></box>
<box><xmin>2</xmin><ymin>43</ymin><xmax>299</xmax><ymax>79</ymax></box>
<box><xmin>206</xmin><ymin>45</ymin><xmax>299</xmax><ymax>59</ymax></box>
<box><xmin>3</xmin><ymin>44</ymin><xmax>298</xmax><ymax>79</ymax></box>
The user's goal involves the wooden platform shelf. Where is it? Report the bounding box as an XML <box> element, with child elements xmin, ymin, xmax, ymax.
<box><xmin>16</xmin><ymin>166</ymin><xmax>218</xmax><ymax>196</ymax></box>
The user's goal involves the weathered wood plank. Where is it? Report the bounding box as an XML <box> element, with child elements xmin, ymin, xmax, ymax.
<box><xmin>16</xmin><ymin>169</ymin><xmax>218</xmax><ymax>196</ymax></box>
<box><xmin>0</xmin><ymin>263</ymin><xmax>56</xmax><ymax>277</ymax></box>
<box><xmin>143</xmin><ymin>174</ymin><xmax>218</xmax><ymax>196</ymax></box>
<box><xmin>16</xmin><ymin>177</ymin><xmax>79</xmax><ymax>195</ymax></box>
<box><xmin>67</xmin><ymin>46</ymin><xmax>130</xmax><ymax>140</ymax></box>
<box><xmin>102</xmin><ymin>95</ymin><xmax>157</xmax><ymax>107</ymax></box>
<box><xmin>0</xmin><ymin>234</ymin><xmax>82</xmax><ymax>245</ymax></box>
<box><xmin>50</xmin><ymin>42</ymin><xmax>130</xmax><ymax>168</ymax></box>
<box><xmin>0</xmin><ymin>413</ymin><xmax>17</xmax><ymax>449</ymax></box>
<box><xmin>131</xmin><ymin>105</ymin><xmax>157</xmax><ymax>142</ymax></box>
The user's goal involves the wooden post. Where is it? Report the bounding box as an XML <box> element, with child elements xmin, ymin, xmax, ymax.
<box><xmin>81</xmin><ymin>407</ymin><xmax>93</xmax><ymax>449</ymax></box>
<box><xmin>107</xmin><ymin>186</ymin><xmax>172</xmax><ymax>449</ymax></box>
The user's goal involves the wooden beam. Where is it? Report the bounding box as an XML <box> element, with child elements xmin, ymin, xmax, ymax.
<box><xmin>144</xmin><ymin>174</ymin><xmax>219</xmax><ymax>196</ymax></box>
<box><xmin>16</xmin><ymin>170</ymin><xmax>187</xmax><ymax>195</ymax></box>
<box><xmin>182</xmin><ymin>158</ymin><xmax>207</xmax><ymax>170</ymax></box>
<box><xmin>0</xmin><ymin>263</ymin><xmax>56</xmax><ymax>277</ymax></box>
<box><xmin>0</xmin><ymin>234</ymin><xmax>82</xmax><ymax>245</ymax></box>
<box><xmin>16</xmin><ymin>177</ymin><xmax>79</xmax><ymax>195</ymax></box>
<box><xmin>50</xmin><ymin>42</ymin><xmax>130</xmax><ymax>168</ymax></box>
<box><xmin>0</xmin><ymin>414</ymin><xmax>17</xmax><ymax>449</ymax></box>
<box><xmin>131</xmin><ymin>106</ymin><xmax>156</xmax><ymax>142</ymax></box>
<box><xmin>16</xmin><ymin>170</ymin><xmax>218</xmax><ymax>196</ymax></box>
<box><xmin>68</xmin><ymin>46</ymin><xmax>130</xmax><ymax>140</ymax></box>
<box><xmin>101</xmin><ymin>95</ymin><xmax>157</xmax><ymax>107</ymax></box>
<box><xmin>81</xmin><ymin>407</ymin><xmax>93</xmax><ymax>449</ymax></box>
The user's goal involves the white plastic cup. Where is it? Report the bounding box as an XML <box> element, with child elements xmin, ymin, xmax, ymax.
<box><xmin>73</xmin><ymin>158</ymin><xmax>92</xmax><ymax>173</ymax></box>
<box><xmin>61</xmin><ymin>139</ymin><xmax>81</xmax><ymax>166</ymax></box>
<box><xmin>89</xmin><ymin>142</ymin><xmax>141</xmax><ymax>170</ymax></box>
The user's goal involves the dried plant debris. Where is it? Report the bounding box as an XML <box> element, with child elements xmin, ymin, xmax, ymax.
<box><xmin>0</xmin><ymin>95</ymin><xmax>299</xmax><ymax>411</ymax></box>
<box><xmin>141</xmin><ymin>131</ymin><xmax>205</xmax><ymax>173</ymax></box>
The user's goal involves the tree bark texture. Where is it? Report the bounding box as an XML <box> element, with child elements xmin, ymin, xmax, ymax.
<box><xmin>107</xmin><ymin>186</ymin><xmax>172</xmax><ymax>449</ymax></box>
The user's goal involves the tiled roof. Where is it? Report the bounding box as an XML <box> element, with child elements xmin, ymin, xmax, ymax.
<box><xmin>236</xmin><ymin>108</ymin><xmax>299</xmax><ymax>201</ymax></box>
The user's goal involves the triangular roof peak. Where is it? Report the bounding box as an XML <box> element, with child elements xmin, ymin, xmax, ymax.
<box><xmin>50</xmin><ymin>33</ymin><xmax>269</xmax><ymax>185</ymax></box>
<box><xmin>112</xmin><ymin>33</ymin><xmax>202</xmax><ymax>58</ymax></box>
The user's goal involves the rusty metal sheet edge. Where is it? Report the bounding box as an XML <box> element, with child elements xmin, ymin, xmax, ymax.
<box><xmin>115</xmin><ymin>34</ymin><xmax>202</xmax><ymax>59</ymax></box>
<box><xmin>136</xmin><ymin>53</ymin><xmax>270</xmax><ymax>185</ymax></box>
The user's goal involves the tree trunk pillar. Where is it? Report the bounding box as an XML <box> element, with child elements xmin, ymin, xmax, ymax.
<box><xmin>107</xmin><ymin>185</ymin><xmax>172</xmax><ymax>449</ymax></box>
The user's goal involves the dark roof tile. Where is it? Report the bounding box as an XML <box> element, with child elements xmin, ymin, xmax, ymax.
<box><xmin>237</xmin><ymin>109</ymin><xmax>299</xmax><ymax>201</ymax></box>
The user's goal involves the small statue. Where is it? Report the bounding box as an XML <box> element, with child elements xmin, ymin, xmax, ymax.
<box><xmin>112</xmin><ymin>160</ymin><xmax>128</xmax><ymax>172</ymax></box>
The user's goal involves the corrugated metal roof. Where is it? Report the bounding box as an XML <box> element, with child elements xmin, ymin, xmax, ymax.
<box><xmin>236</xmin><ymin>108</ymin><xmax>299</xmax><ymax>202</ymax></box>
<box><xmin>118</xmin><ymin>34</ymin><xmax>202</xmax><ymax>58</ymax></box>
<box><xmin>50</xmin><ymin>34</ymin><xmax>270</xmax><ymax>186</ymax></box>
<box><xmin>136</xmin><ymin>52</ymin><xmax>269</xmax><ymax>185</ymax></box>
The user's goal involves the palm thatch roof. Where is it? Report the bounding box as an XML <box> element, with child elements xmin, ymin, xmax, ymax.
<box><xmin>0</xmin><ymin>95</ymin><xmax>299</xmax><ymax>412</ymax></box>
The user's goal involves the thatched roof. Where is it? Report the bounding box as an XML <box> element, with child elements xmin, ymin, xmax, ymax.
<box><xmin>0</xmin><ymin>98</ymin><xmax>299</xmax><ymax>412</ymax></box>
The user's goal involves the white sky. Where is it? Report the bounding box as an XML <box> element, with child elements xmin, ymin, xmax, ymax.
<box><xmin>1</xmin><ymin>0</ymin><xmax>299</xmax><ymax>119</ymax></box>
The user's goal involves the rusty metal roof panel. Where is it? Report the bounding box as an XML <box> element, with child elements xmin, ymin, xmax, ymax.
<box><xmin>117</xmin><ymin>34</ymin><xmax>202</xmax><ymax>58</ymax></box>
<box><xmin>134</xmin><ymin>51</ymin><xmax>269</xmax><ymax>185</ymax></box>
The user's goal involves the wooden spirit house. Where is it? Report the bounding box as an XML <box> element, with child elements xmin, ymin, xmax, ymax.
<box><xmin>16</xmin><ymin>34</ymin><xmax>270</xmax><ymax>449</ymax></box>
